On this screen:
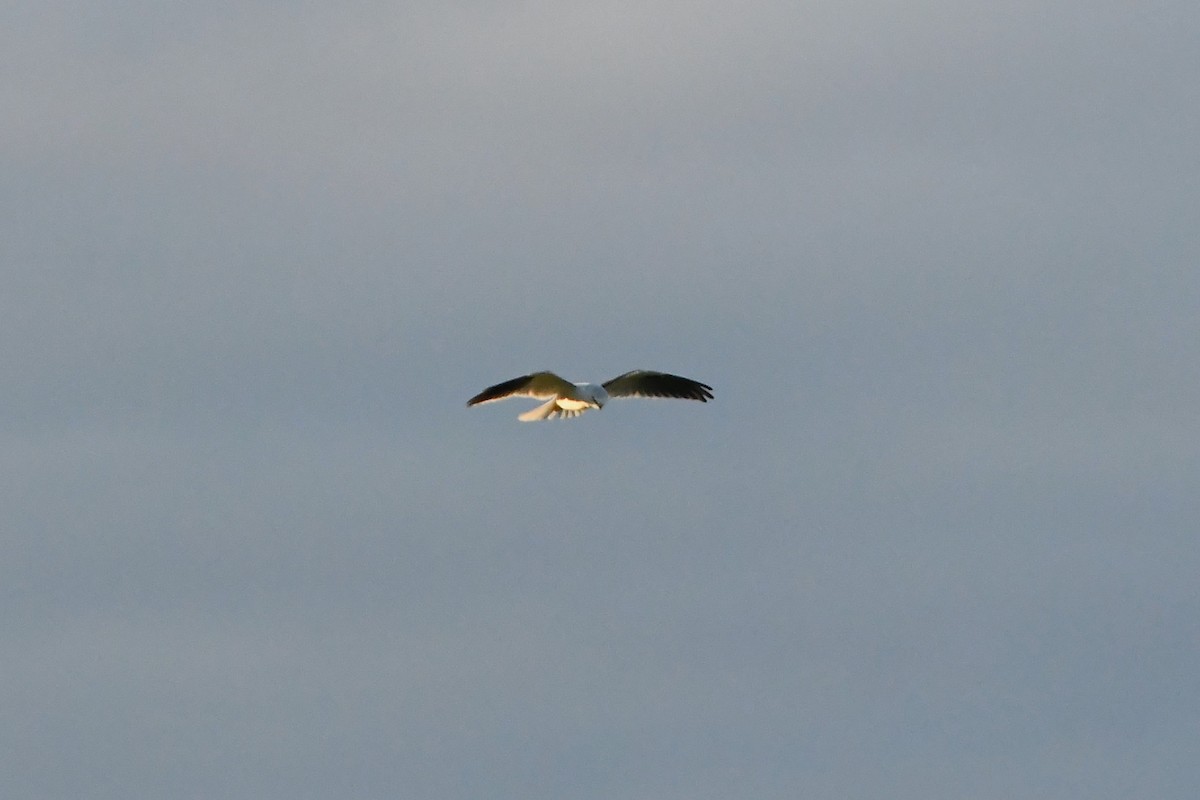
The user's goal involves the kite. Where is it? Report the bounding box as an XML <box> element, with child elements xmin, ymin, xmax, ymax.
<box><xmin>467</xmin><ymin>370</ymin><xmax>713</xmax><ymax>421</ymax></box>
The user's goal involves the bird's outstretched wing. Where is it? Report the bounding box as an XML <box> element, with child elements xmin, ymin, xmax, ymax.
<box><xmin>602</xmin><ymin>370</ymin><xmax>713</xmax><ymax>402</ymax></box>
<box><xmin>467</xmin><ymin>372</ymin><xmax>575</xmax><ymax>406</ymax></box>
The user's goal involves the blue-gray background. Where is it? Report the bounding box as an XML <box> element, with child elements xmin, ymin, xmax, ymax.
<box><xmin>5</xmin><ymin>2</ymin><xmax>1198</xmax><ymax>797</ymax></box>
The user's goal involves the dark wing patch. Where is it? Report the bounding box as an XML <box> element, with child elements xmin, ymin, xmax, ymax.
<box><xmin>602</xmin><ymin>370</ymin><xmax>714</xmax><ymax>402</ymax></box>
<box><xmin>467</xmin><ymin>374</ymin><xmax>535</xmax><ymax>406</ymax></box>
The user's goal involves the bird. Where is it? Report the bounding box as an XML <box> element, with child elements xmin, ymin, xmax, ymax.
<box><xmin>467</xmin><ymin>370</ymin><xmax>713</xmax><ymax>421</ymax></box>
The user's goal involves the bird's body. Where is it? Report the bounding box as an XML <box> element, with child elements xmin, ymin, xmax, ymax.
<box><xmin>467</xmin><ymin>370</ymin><xmax>712</xmax><ymax>421</ymax></box>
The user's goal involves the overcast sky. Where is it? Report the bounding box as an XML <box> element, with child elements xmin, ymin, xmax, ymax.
<box><xmin>4</xmin><ymin>2</ymin><xmax>1199</xmax><ymax>798</ymax></box>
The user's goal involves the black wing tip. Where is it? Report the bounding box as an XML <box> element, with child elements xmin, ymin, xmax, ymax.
<box><xmin>467</xmin><ymin>373</ymin><xmax>534</xmax><ymax>406</ymax></box>
<box><xmin>659</xmin><ymin>373</ymin><xmax>712</xmax><ymax>398</ymax></box>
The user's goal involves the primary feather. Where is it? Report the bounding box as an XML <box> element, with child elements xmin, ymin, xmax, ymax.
<box><xmin>466</xmin><ymin>372</ymin><xmax>575</xmax><ymax>406</ymax></box>
<box><xmin>602</xmin><ymin>370</ymin><xmax>714</xmax><ymax>402</ymax></box>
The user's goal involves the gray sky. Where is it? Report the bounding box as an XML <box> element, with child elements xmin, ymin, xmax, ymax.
<box><xmin>4</xmin><ymin>2</ymin><xmax>1199</xmax><ymax>798</ymax></box>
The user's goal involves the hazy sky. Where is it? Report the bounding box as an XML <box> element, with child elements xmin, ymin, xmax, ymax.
<box><xmin>5</xmin><ymin>2</ymin><xmax>1199</xmax><ymax>798</ymax></box>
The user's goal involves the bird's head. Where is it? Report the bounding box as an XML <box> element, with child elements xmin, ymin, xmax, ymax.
<box><xmin>585</xmin><ymin>384</ymin><xmax>608</xmax><ymax>409</ymax></box>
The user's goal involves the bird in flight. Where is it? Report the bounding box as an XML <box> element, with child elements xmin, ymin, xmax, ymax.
<box><xmin>467</xmin><ymin>370</ymin><xmax>713</xmax><ymax>421</ymax></box>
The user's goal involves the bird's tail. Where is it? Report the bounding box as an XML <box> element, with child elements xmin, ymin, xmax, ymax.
<box><xmin>519</xmin><ymin>399</ymin><xmax>560</xmax><ymax>421</ymax></box>
<box><xmin>518</xmin><ymin>400</ymin><xmax>590</xmax><ymax>421</ymax></box>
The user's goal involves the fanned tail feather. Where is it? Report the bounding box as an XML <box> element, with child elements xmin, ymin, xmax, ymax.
<box><xmin>518</xmin><ymin>400</ymin><xmax>589</xmax><ymax>421</ymax></box>
<box><xmin>518</xmin><ymin>399</ymin><xmax>560</xmax><ymax>422</ymax></box>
